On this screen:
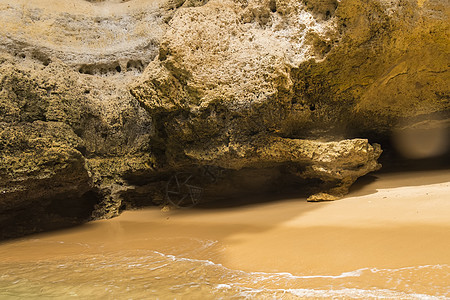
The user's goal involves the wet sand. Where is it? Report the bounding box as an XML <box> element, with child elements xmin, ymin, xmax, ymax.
<box><xmin>1</xmin><ymin>169</ymin><xmax>449</xmax><ymax>298</ymax></box>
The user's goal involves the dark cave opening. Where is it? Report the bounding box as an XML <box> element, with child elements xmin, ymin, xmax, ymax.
<box><xmin>0</xmin><ymin>190</ymin><xmax>101</xmax><ymax>241</ymax></box>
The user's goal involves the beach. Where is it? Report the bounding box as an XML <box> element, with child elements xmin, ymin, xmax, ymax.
<box><xmin>1</xmin><ymin>169</ymin><xmax>449</xmax><ymax>298</ymax></box>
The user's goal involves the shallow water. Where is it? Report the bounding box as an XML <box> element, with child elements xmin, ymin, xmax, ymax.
<box><xmin>1</xmin><ymin>170</ymin><xmax>449</xmax><ymax>299</ymax></box>
<box><xmin>1</xmin><ymin>237</ymin><xmax>448</xmax><ymax>299</ymax></box>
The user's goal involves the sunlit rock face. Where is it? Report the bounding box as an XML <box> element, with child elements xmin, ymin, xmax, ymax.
<box><xmin>131</xmin><ymin>0</ymin><xmax>447</xmax><ymax>193</ymax></box>
<box><xmin>0</xmin><ymin>0</ymin><xmax>165</xmax><ymax>68</ymax></box>
<box><xmin>0</xmin><ymin>0</ymin><xmax>448</xmax><ymax>238</ymax></box>
<box><xmin>132</xmin><ymin>0</ymin><xmax>449</xmax><ymax>141</ymax></box>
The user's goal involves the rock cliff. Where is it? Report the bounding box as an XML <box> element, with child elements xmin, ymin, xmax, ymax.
<box><xmin>0</xmin><ymin>0</ymin><xmax>448</xmax><ymax>238</ymax></box>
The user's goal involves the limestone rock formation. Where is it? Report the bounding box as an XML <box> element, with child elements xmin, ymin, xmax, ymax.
<box><xmin>132</xmin><ymin>0</ymin><xmax>449</xmax><ymax>146</ymax></box>
<box><xmin>185</xmin><ymin>136</ymin><xmax>382</xmax><ymax>201</ymax></box>
<box><xmin>130</xmin><ymin>0</ymin><xmax>447</xmax><ymax>196</ymax></box>
<box><xmin>0</xmin><ymin>51</ymin><xmax>156</xmax><ymax>237</ymax></box>
<box><xmin>0</xmin><ymin>0</ymin><xmax>448</xmax><ymax>238</ymax></box>
<box><xmin>0</xmin><ymin>0</ymin><xmax>163</xmax><ymax>237</ymax></box>
<box><xmin>0</xmin><ymin>121</ymin><xmax>93</xmax><ymax>237</ymax></box>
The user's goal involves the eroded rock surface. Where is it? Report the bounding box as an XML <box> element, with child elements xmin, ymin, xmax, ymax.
<box><xmin>0</xmin><ymin>50</ymin><xmax>157</xmax><ymax>237</ymax></box>
<box><xmin>0</xmin><ymin>0</ymin><xmax>448</xmax><ymax>238</ymax></box>
<box><xmin>0</xmin><ymin>121</ymin><xmax>94</xmax><ymax>238</ymax></box>
<box><xmin>132</xmin><ymin>0</ymin><xmax>448</xmax><ymax>144</ymax></box>
<box><xmin>185</xmin><ymin>136</ymin><xmax>382</xmax><ymax>201</ymax></box>
<box><xmin>131</xmin><ymin>0</ymin><xmax>447</xmax><ymax>197</ymax></box>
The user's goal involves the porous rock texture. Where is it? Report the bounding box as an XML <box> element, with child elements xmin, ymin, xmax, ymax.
<box><xmin>0</xmin><ymin>0</ymin><xmax>166</xmax><ymax>238</ymax></box>
<box><xmin>130</xmin><ymin>0</ymin><xmax>447</xmax><ymax>193</ymax></box>
<box><xmin>0</xmin><ymin>0</ymin><xmax>448</xmax><ymax>238</ymax></box>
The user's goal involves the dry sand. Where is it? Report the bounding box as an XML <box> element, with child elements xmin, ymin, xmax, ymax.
<box><xmin>2</xmin><ymin>169</ymin><xmax>449</xmax><ymax>278</ymax></box>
